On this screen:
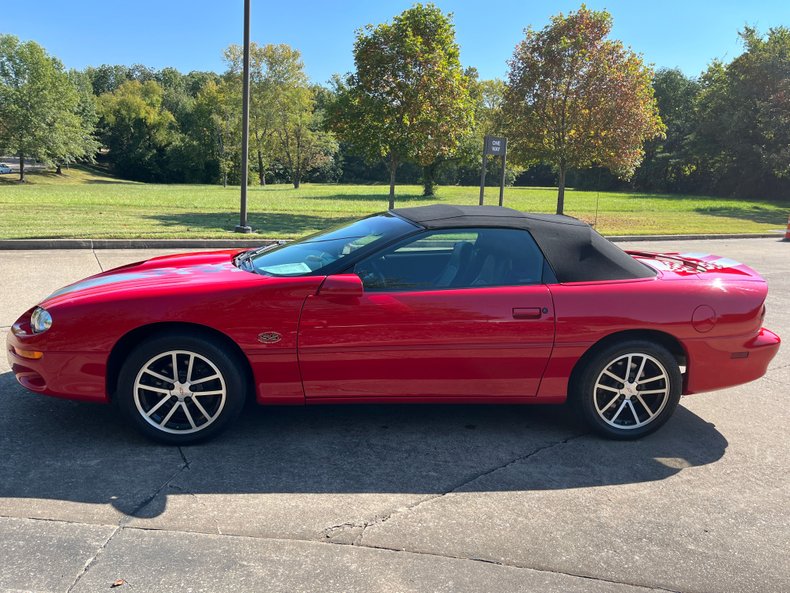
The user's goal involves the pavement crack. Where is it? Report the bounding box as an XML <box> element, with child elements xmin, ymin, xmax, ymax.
<box><xmin>177</xmin><ymin>446</ymin><xmax>191</xmax><ymax>469</ymax></box>
<box><xmin>123</xmin><ymin>450</ymin><xmax>191</xmax><ymax>521</ymax></box>
<box><xmin>13</xmin><ymin>515</ymin><xmax>673</xmax><ymax>592</ymax></box>
<box><xmin>348</xmin><ymin>433</ymin><xmax>587</xmax><ymax>545</ymax></box>
<box><xmin>91</xmin><ymin>248</ymin><xmax>104</xmax><ymax>272</ymax></box>
<box><xmin>65</xmin><ymin>525</ymin><xmax>120</xmax><ymax>593</ymax></box>
<box><xmin>344</xmin><ymin>541</ymin><xmax>680</xmax><ymax>593</ymax></box>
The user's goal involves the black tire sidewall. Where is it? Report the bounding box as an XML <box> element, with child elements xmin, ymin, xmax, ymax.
<box><xmin>116</xmin><ymin>332</ymin><xmax>246</xmax><ymax>445</ymax></box>
<box><xmin>575</xmin><ymin>339</ymin><xmax>682</xmax><ymax>440</ymax></box>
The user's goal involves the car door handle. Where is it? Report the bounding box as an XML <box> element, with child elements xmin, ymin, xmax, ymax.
<box><xmin>512</xmin><ymin>307</ymin><xmax>545</xmax><ymax>319</ymax></box>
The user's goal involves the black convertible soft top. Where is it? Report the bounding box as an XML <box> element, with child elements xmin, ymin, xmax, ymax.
<box><xmin>391</xmin><ymin>205</ymin><xmax>654</xmax><ymax>283</ymax></box>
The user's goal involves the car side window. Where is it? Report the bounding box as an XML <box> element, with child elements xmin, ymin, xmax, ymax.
<box><xmin>353</xmin><ymin>228</ymin><xmax>548</xmax><ymax>291</ymax></box>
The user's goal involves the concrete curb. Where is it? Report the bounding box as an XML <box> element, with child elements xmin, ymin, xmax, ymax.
<box><xmin>607</xmin><ymin>232</ymin><xmax>785</xmax><ymax>242</ymax></box>
<box><xmin>0</xmin><ymin>232</ymin><xmax>784</xmax><ymax>250</ymax></box>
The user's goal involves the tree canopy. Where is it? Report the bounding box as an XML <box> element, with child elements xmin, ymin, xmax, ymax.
<box><xmin>328</xmin><ymin>3</ymin><xmax>474</xmax><ymax>207</ymax></box>
<box><xmin>503</xmin><ymin>6</ymin><xmax>665</xmax><ymax>213</ymax></box>
<box><xmin>0</xmin><ymin>35</ymin><xmax>97</xmax><ymax>181</ymax></box>
<box><xmin>3</xmin><ymin>10</ymin><xmax>788</xmax><ymax>206</ymax></box>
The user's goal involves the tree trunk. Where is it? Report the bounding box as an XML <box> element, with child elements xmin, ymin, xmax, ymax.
<box><xmin>19</xmin><ymin>152</ymin><xmax>25</xmax><ymax>182</ymax></box>
<box><xmin>56</xmin><ymin>164</ymin><xmax>63</xmax><ymax>175</ymax></box>
<box><xmin>257</xmin><ymin>149</ymin><xmax>265</xmax><ymax>186</ymax></box>
<box><xmin>388</xmin><ymin>153</ymin><xmax>397</xmax><ymax>210</ymax></box>
<box><xmin>422</xmin><ymin>162</ymin><xmax>437</xmax><ymax>197</ymax></box>
<box><xmin>556</xmin><ymin>165</ymin><xmax>566</xmax><ymax>215</ymax></box>
<box><xmin>293</xmin><ymin>167</ymin><xmax>301</xmax><ymax>189</ymax></box>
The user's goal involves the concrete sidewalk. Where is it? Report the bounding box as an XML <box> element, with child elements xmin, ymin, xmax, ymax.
<box><xmin>0</xmin><ymin>238</ymin><xmax>788</xmax><ymax>592</ymax></box>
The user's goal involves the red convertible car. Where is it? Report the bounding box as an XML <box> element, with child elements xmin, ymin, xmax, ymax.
<box><xmin>7</xmin><ymin>205</ymin><xmax>780</xmax><ymax>444</ymax></box>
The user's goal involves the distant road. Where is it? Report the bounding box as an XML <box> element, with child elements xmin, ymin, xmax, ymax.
<box><xmin>0</xmin><ymin>156</ymin><xmax>47</xmax><ymax>172</ymax></box>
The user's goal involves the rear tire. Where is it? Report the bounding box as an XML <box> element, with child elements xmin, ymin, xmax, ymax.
<box><xmin>116</xmin><ymin>332</ymin><xmax>246</xmax><ymax>445</ymax></box>
<box><xmin>572</xmin><ymin>339</ymin><xmax>681</xmax><ymax>440</ymax></box>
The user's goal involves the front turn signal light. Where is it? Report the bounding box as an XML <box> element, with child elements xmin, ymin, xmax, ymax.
<box><xmin>12</xmin><ymin>347</ymin><xmax>43</xmax><ymax>360</ymax></box>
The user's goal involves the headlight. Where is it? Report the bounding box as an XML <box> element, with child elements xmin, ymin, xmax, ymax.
<box><xmin>30</xmin><ymin>307</ymin><xmax>52</xmax><ymax>333</ymax></box>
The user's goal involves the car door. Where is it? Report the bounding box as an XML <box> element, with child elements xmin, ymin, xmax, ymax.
<box><xmin>297</xmin><ymin>228</ymin><xmax>556</xmax><ymax>401</ymax></box>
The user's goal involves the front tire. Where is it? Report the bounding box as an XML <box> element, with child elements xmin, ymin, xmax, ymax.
<box><xmin>116</xmin><ymin>332</ymin><xmax>247</xmax><ymax>445</ymax></box>
<box><xmin>573</xmin><ymin>340</ymin><xmax>682</xmax><ymax>440</ymax></box>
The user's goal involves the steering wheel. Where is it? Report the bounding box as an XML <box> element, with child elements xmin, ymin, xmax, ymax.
<box><xmin>357</xmin><ymin>257</ymin><xmax>387</xmax><ymax>289</ymax></box>
<box><xmin>304</xmin><ymin>252</ymin><xmax>333</xmax><ymax>270</ymax></box>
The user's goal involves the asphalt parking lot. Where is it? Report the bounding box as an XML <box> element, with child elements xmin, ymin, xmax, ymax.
<box><xmin>0</xmin><ymin>238</ymin><xmax>788</xmax><ymax>593</ymax></box>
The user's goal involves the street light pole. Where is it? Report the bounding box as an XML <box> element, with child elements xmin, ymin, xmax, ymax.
<box><xmin>235</xmin><ymin>0</ymin><xmax>253</xmax><ymax>233</ymax></box>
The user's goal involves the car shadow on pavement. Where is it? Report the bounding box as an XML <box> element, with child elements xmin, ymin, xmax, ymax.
<box><xmin>0</xmin><ymin>371</ymin><xmax>727</xmax><ymax>518</ymax></box>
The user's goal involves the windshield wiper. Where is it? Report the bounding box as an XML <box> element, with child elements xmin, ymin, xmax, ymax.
<box><xmin>234</xmin><ymin>240</ymin><xmax>288</xmax><ymax>271</ymax></box>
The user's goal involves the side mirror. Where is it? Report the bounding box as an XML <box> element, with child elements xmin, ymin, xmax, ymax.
<box><xmin>318</xmin><ymin>274</ymin><xmax>364</xmax><ymax>298</ymax></box>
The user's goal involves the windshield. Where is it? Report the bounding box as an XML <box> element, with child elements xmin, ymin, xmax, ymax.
<box><xmin>244</xmin><ymin>213</ymin><xmax>415</xmax><ymax>276</ymax></box>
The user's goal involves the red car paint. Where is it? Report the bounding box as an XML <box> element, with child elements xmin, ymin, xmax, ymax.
<box><xmin>6</xmin><ymin>248</ymin><xmax>780</xmax><ymax>406</ymax></box>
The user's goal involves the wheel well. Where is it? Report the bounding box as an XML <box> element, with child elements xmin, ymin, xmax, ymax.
<box><xmin>105</xmin><ymin>322</ymin><xmax>255</xmax><ymax>401</ymax></box>
<box><xmin>568</xmin><ymin>329</ymin><xmax>688</xmax><ymax>396</ymax></box>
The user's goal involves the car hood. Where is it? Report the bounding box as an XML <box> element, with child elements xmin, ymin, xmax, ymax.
<box><xmin>41</xmin><ymin>249</ymin><xmax>257</xmax><ymax>307</ymax></box>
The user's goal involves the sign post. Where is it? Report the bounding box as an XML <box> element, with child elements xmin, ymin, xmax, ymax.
<box><xmin>235</xmin><ymin>0</ymin><xmax>253</xmax><ymax>234</ymax></box>
<box><xmin>480</xmin><ymin>135</ymin><xmax>507</xmax><ymax>206</ymax></box>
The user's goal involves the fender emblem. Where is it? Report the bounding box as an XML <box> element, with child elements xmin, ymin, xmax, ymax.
<box><xmin>257</xmin><ymin>332</ymin><xmax>282</xmax><ymax>344</ymax></box>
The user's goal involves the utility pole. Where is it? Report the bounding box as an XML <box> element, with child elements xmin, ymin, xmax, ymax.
<box><xmin>235</xmin><ymin>0</ymin><xmax>253</xmax><ymax>233</ymax></box>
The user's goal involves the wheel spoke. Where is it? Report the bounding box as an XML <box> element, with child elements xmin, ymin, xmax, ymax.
<box><xmin>597</xmin><ymin>384</ymin><xmax>620</xmax><ymax>394</ymax></box>
<box><xmin>171</xmin><ymin>352</ymin><xmax>179</xmax><ymax>381</ymax></box>
<box><xmin>182</xmin><ymin>402</ymin><xmax>197</xmax><ymax>429</ymax></box>
<box><xmin>625</xmin><ymin>355</ymin><xmax>633</xmax><ymax>382</ymax></box>
<box><xmin>638</xmin><ymin>388</ymin><xmax>668</xmax><ymax>395</ymax></box>
<box><xmin>139</xmin><ymin>385</ymin><xmax>171</xmax><ymax>395</ymax></box>
<box><xmin>186</xmin><ymin>354</ymin><xmax>195</xmax><ymax>383</ymax></box>
<box><xmin>638</xmin><ymin>374</ymin><xmax>665</xmax><ymax>385</ymax></box>
<box><xmin>599</xmin><ymin>392</ymin><xmax>620</xmax><ymax>413</ymax></box>
<box><xmin>635</xmin><ymin>356</ymin><xmax>648</xmax><ymax>382</ymax></box>
<box><xmin>635</xmin><ymin>394</ymin><xmax>656</xmax><ymax>418</ymax></box>
<box><xmin>602</xmin><ymin>369</ymin><xmax>626</xmax><ymax>384</ymax></box>
<box><xmin>158</xmin><ymin>401</ymin><xmax>181</xmax><ymax>427</ymax></box>
<box><xmin>192</xmin><ymin>390</ymin><xmax>224</xmax><ymax>396</ymax></box>
<box><xmin>191</xmin><ymin>374</ymin><xmax>220</xmax><ymax>386</ymax></box>
<box><xmin>191</xmin><ymin>396</ymin><xmax>212</xmax><ymax>421</ymax></box>
<box><xmin>143</xmin><ymin>368</ymin><xmax>175</xmax><ymax>385</ymax></box>
<box><xmin>144</xmin><ymin>394</ymin><xmax>171</xmax><ymax>417</ymax></box>
<box><xmin>629</xmin><ymin>400</ymin><xmax>640</xmax><ymax>424</ymax></box>
<box><xmin>610</xmin><ymin>400</ymin><xmax>628</xmax><ymax>423</ymax></box>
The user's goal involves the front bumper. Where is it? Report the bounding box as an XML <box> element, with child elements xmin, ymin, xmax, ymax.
<box><xmin>6</xmin><ymin>320</ymin><xmax>109</xmax><ymax>403</ymax></box>
<box><xmin>684</xmin><ymin>327</ymin><xmax>781</xmax><ymax>394</ymax></box>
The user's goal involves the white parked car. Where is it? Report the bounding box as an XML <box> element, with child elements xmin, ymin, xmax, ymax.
<box><xmin>0</xmin><ymin>163</ymin><xmax>13</xmax><ymax>174</ymax></box>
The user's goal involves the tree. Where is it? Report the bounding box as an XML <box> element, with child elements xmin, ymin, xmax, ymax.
<box><xmin>329</xmin><ymin>3</ymin><xmax>474</xmax><ymax>207</ymax></box>
<box><xmin>97</xmin><ymin>80</ymin><xmax>176</xmax><ymax>181</ymax></box>
<box><xmin>503</xmin><ymin>6</ymin><xmax>664</xmax><ymax>214</ymax></box>
<box><xmin>191</xmin><ymin>79</ymin><xmax>241</xmax><ymax>186</ymax></box>
<box><xmin>58</xmin><ymin>69</ymin><xmax>101</xmax><ymax>174</ymax></box>
<box><xmin>224</xmin><ymin>43</ymin><xmax>311</xmax><ymax>186</ymax></box>
<box><xmin>693</xmin><ymin>27</ymin><xmax>790</xmax><ymax>199</ymax></box>
<box><xmin>632</xmin><ymin>68</ymin><xmax>700</xmax><ymax>192</ymax></box>
<box><xmin>276</xmin><ymin>87</ymin><xmax>338</xmax><ymax>188</ymax></box>
<box><xmin>0</xmin><ymin>35</ymin><xmax>97</xmax><ymax>181</ymax></box>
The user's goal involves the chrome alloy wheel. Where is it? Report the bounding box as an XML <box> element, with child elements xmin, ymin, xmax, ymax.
<box><xmin>593</xmin><ymin>353</ymin><xmax>671</xmax><ymax>430</ymax></box>
<box><xmin>133</xmin><ymin>350</ymin><xmax>227</xmax><ymax>435</ymax></box>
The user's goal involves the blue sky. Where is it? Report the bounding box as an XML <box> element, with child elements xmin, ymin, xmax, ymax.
<box><xmin>5</xmin><ymin>1</ymin><xmax>789</xmax><ymax>83</ymax></box>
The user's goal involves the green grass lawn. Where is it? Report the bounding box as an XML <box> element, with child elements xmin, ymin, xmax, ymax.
<box><xmin>0</xmin><ymin>166</ymin><xmax>787</xmax><ymax>239</ymax></box>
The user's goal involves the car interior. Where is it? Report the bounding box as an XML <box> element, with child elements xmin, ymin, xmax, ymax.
<box><xmin>353</xmin><ymin>228</ymin><xmax>553</xmax><ymax>291</ymax></box>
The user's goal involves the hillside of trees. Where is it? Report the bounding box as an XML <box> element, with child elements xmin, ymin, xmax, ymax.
<box><xmin>1</xmin><ymin>9</ymin><xmax>789</xmax><ymax>202</ymax></box>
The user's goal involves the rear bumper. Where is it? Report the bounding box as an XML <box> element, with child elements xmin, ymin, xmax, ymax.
<box><xmin>684</xmin><ymin>328</ymin><xmax>781</xmax><ymax>394</ymax></box>
<box><xmin>6</xmin><ymin>331</ymin><xmax>109</xmax><ymax>403</ymax></box>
